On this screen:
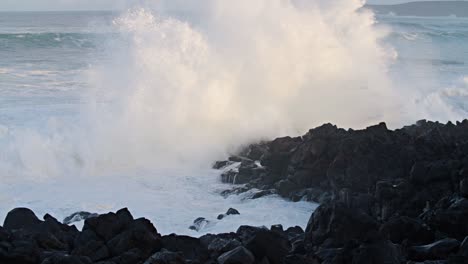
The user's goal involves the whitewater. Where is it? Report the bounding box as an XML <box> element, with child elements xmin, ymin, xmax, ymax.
<box><xmin>0</xmin><ymin>0</ymin><xmax>467</xmax><ymax>235</ymax></box>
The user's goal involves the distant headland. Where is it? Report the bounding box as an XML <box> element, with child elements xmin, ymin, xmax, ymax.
<box><xmin>365</xmin><ymin>1</ymin><xmax>468</xmax><ymax>17</ymax></box>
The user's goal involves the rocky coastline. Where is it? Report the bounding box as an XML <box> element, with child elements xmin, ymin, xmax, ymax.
<box><xmin>1</xmin><ymin>120</ymin><xmax>468</xmax><ymax>263</ymax></box>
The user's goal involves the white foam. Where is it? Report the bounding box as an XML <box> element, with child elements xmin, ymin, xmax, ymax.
<box><xmin>0</xmin><ymin>167</ymin><xmax>317</xmax><ymax>236</ymax></box>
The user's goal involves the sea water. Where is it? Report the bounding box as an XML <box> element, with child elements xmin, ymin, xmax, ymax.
<box><xmin>0</xmin><ymin>2</ymin><xmax>467</xmax><ymax>235</ymax></box>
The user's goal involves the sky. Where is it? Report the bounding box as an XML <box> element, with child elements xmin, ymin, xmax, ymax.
<box><xmin>0</xmin><ymin>0</ymin><xmax>464</xmax><ymax>11</ymax></box>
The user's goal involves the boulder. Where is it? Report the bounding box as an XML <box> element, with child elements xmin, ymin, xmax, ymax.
<box><xmin>379</xmin><ymin>216</ymin><xmax>434</xmax><ymax>244</ymax></box>
<box><xmin>423</xmin><ymin>197</ymin><xmax>468</xmax><ymax>240</ymax></box>
<box><xmin>0</xmin><ymin>240</ymin><xmax>40</xmax><ymax>264</ymax></box>
<box><xmin>143</xmin><ymin>249</ymin><xmax>185</xmax><ymax>264</ymax></box>
<box><xmin>3</xmin><ymin>208</ymin><xmax>41</xmax><ymax>231</ymax></box>
<box><xmin>245</xmin><ymin>229</ymin><xmax>291</xmax><ymax>264</ymax></box>
<box><xmin>409</xmin><ymin>238</ymin><xmax>461</xmax><ymax>261</ymax></box>
<box><xmin>161</xmin><ymin>235</ymin><xmax>209</xmax><ymax>262</ymax></box>
<box><xmin>460</xmin><ymin>178</ymin><xmax>468</xmax><ymax>198</ymax></box>
<box><xmin>82</xmin><ymin>208</ymin><xmax>133</xmax><ymax>242</ymax></box>
<box><xmin>457</xmin><ymin>236</ymin><xmax>468</xmax><ymax>257</ymax></box>
<box><xmin>217</xmin><ymin>246</ymin><xmax>255</xmax><ymax>264</ymax></box>
<box><xmin>207</xmin><ymin>238</ymin><xmax>242</xmax><ymax>253</ymax></box>
<box><xmin>63</xmin><ymin>212</ymin><xmax>98</xmax><ymax>225</ymax></box>
<box><xmin>236</xmin><ymin>226</ymin><xmax>268</xmax><ymax>244</ymax></box>
<box><xmin>71</xmin><ymin>240</ymin><xmax>110</xmax><ymax>262</ymax></box>
<box><xmin>41</xmin><ymin>253</ymin><xmax>93</xmax><ymax>264</ymax></box>
<box><xmin>226</xmin><ymin>208</ymin><xmax>240</xmax><ymax>216</ymax></box>
<box><xmin>350</xmin><ymin>240</ymin><xmax>405</xmax><ymax>264</ymax></box>
<box><xmin>109</xmin><ymin>248</ymin><xmax>144</xmax><ymax>264</ymax></box>
<box><xmin>107</xmin><ymin>218</ymin><xmax>162</xmax><ymax>258</ymax></box>
<box><xmin>305</xmin><ymin>202</ymin><xmax>380</xmax><ymax>247</ymax></box>
<box><xmin>189</xmin><ymin>217</ymin><xmax>210</xmax><ymax>232</ymax></box>
<box><xmin>213</xmin><ymin>160</ymin><xmax>233</xmax><ymax>170</ymax></box>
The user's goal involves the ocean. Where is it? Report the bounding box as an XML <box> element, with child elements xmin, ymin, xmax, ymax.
<box><xmin>0</xmin><ymin>3</ymin><xmax>467</xmax><ymax>235</ymax></box>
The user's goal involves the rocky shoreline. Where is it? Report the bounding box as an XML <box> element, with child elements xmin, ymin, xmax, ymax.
<box><xmin>1</xmin><ymin>120</ymin><xmax>468</xmax><ymax>263</ymax></box>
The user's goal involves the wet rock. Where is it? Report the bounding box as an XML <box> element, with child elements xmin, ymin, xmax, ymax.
<box><xmin>251</xmin><ymin>189</ymin><xmax>277</xmax><ymax>199</ymax></box>
<box><xmin>208</xmin><ymin>238</ymin><xmax>242</xmax><ymax>253</ymax></box>
<box><xmin>270</xmin><ymin>224</ymin><xmax>283</xmax><ymax>233</ymax></box>
<box><xmin>226</xmin><ymin>208</ymin><xmax>240</xmax><ymax>216</ymax></box>
<box><xmin>143</xmin><ymin>249</ymin><xmax>185</xmax><ymax>264</ymax></box>
<box><xmin>213</xmin><ymin>160</ymin><xmax>234</xmax><ymax>169</ymax></box>
<box><xmin>217</xmin><ymin>246</ymin><xmax>255</xmax><ymax>264</ymax></box>
<box><xmin>63</xmin><ymin>212</ymin><xmax>98</xmax><ymax>225</ymax></box>
<box><xmin>409</xmin><ymin>238</ymin><xmax>461</xmax><ymax>261</ymax></box>
<box><xmin>189</xmin><ymin>217</ymin><xmax>210</xmax><ymax>232</ymax></box>
<box><xmin>41</xmin><ymin>253</ymin><xmax>93</xmax><ymax>264</ymax></box>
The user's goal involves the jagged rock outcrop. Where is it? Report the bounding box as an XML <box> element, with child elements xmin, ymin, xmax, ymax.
<box><xmin>215</xmin><ymin>120</ymin><xmax>468</xmax><ymax>263</ymax></box>
<box><xmin>0</xmin><ymin>208</ymin><xmax>312</xmax><ymax>264</ymax></box>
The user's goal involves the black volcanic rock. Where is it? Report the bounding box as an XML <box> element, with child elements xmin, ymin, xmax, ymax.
<box><xmin>217</xmin><ymin>246</ymin><xmax>255</xmax><ymax>264</ymax></box>
<box><xmin>379</xmin><ymin>216</ymin><xmax>434</xmax><ymax>245</ymax></box>
<box><xmin>213</xmin><ymin>120</ymin><xmax>468</xmax><ymax>263</ymax></box>
<box><xmin>3</xmin><ymin>208</ymin><xmax>41</xmax><ymax>231</ymax></box>
<box><xmin>63</xmin><ymin>212</ymin><xmax>98</xmax><ymax>225</ymax></box>
<box><xmin>226</xmin><ymin>208</ymin><xmax>240</xmax><ymax>216</ymax></box>
<box><xmin>83</xmin><ymin>208</ymin><xmax>134</xmax><ymax>242</ymax></box>
<box><xmin>409</xmin><ymin>238</ymin><xmax>461</xmax><ymax>261</ymax></box>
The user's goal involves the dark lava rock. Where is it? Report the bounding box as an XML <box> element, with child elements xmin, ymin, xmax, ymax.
<box><xmin>63</xmin><ymin>212</ymin><xmax>98</xmax><ymax>225</ymax></box>
<box><xmin>107</xmin><ymin>218</ymin><xmax>162</xmax><ymax>257</ymax></box>
<box><xmin>217</xmin><ymin>246</ymin><xmax>255</xmax><ymax>264</ymax></box>
<box><xmin>379</xmin><ymin>216</ymin><xmax>434</xmax><ymax>245</ymax></box>
<box><xmin>71</xmin><ymin>240</ymin><xmax>110</xmax><ymax>262</ymax></box>
<box><xmin>143</xmin><ymin>249</ymin><xmax>185</xmax><ymax>264</ymax></box>
<box><xmin>3</xmin><ymin>208</ymin><xmax>41</xmax><ymax>231</ymax></box>
<box><xmin>218</xmin><ymin>208</ymin><xmax>240</xmax><ymax>220</ymax></box>
<box><xmin>422</xmin><ymin>196</ymin><xmax>468</xmax><ymax>240</ymax></box>
<box><xmin>236</xmin><ymin>226</ymin><xmax>268</xmax><ymax>243</ymax></box>
<box><xmin>162</xmin><ymin>235</ymin><xmax>209</xmax><ymax>262</ymax></box>
<box><xmin>409</xmin><ymin>238</ymin><xmax>461</xmax><ymax>261</ymax></box>
<box><xmin>83</xmin><ymin>208</ymin><xmax>133</xmax><ymax>242</ymax></box>
<box><xmin>351</xmin><ymin>240</ymin><xmax>405</xmax><ymax>264</ymax></box>
<box><xmin>244</xmin><ymin>229</ymin><xmax>291</xmax><ymax>264</ymax></box>
<box><xmin>306</xmin><ymin>202</ymin><xmax>380</xmax><ymax>247</ymax></box>
<box><xmin>460</xmin><ymin>178</ymin><xmax>468</xmax><ymax>198</ymax></box>
<box><xmin>207</xmin><ymin>237</ymin><xmax>242</xmax><ymax>253</ymax></box>
<box><xmin>213</xmin><ymin>160</ymin><xmax>233</xmax><ymax>169</ymax></box>
<box><xmin>250</xmin><ymin>189</ymin><xmax>277</xmax><ymax>199</ymax></box>
<box><xmin>226</xmin><ymin>208</ymin><xmax>240</xmax><ymax>216</ymax></box>
<box><xmin>41</xmin><ymin>253</ymin><xmax>93</xmax><ymax>264</ymax></box>
<box><xmin>189</xmin><ymin>217</ymin><xmax>210</xmax><ymax>232</ymax></box>
<box><xmin>459</xmin><ymin>237</ymin><xmax>468</xmax><ymax>256</ymax></box>
<box><xmin>217</xmin><ymin>214</ymin><xmax>225</xmax><ymax>220</ymax></box>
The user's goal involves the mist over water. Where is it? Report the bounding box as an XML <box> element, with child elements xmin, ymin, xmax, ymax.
<box><xmin>80</xmin><ymin>0</ymin><xmax>402</xmax><ymax>172</ymax></box>
<box><xmin>0</xmin><ymin>1</ymin><xmax>467</xmax><ymax>234</ymax></box>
